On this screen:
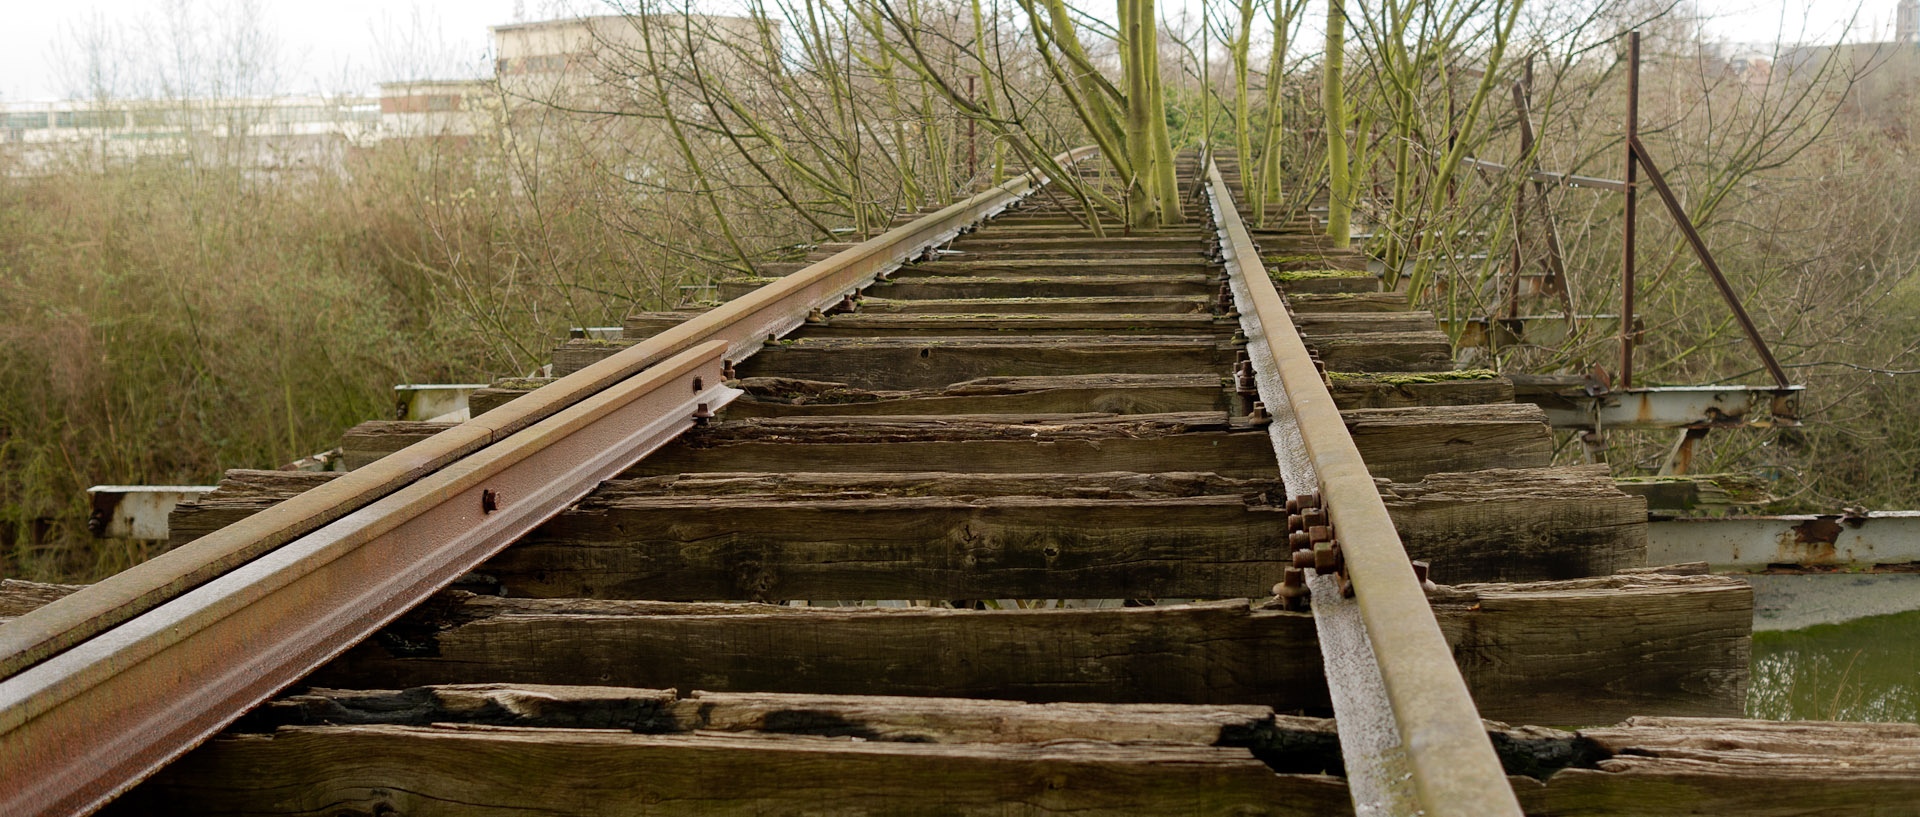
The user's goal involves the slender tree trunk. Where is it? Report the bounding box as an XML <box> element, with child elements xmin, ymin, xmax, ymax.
<box><xmin>970</xmin><ymin>0</ymin><xmax>1006</xmax><ymax>183</ymax></box>
<box><xmin>1256</xmin><ymin>0</ymin><xmax>1298</xmax><ymax>225</ymax></box>
<box><xmin>1231</xmin><ymin>0</ymin><xmax>1254</xmax><ymax>189</ymax></box>
<box><xmin>1143</xmin><ymin>0</ymin><xmax>1182</xmax><ymax>224</ymax></box>
<box><xmin>1322</xmin><ymin>0</ymin><xmax>1351</xmax><ymax>247</ymax></box>
<box><xmin>1121</xmin><ymin>0</ymin><xmax>1162</xmax><ymax>227</ymax></box>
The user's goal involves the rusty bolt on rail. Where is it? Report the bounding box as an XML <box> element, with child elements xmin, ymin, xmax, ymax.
<box><xmin>1275</xmin><ymin>566</ymin><xmax>1312</xmax><ymax>611</ymax></box>
<box><xmin>1412</xmin><ymin>560</ymin><xmax>1437</xmax><ymax>593</ymax></box>
<box><xmin>692</xmin><ymin>377</ymin><xmax>704</xmax><ymax>393</ymax></box>
<box><xmin>480</xmin><ymin>489</ymin><xmax>500</xmax><ymax>514</ymax></box>
<box><xmin>722</xmin><ymin>359</ymin><xmax>737</xmax><ymax>380</ymax></box>
<box><xmin>1302</xmin><ymin>507</ymin><xmax>1328</xmax><ymax>530</ymax></box>
<box><xmin>805</xmin><ymin>308</ymin><xmax>827</xmax><ymax>324</ymax></box>
<box><xmin>1315</xmin><ymin>541</ymin><xmax>1343</xmax><ymax>573</ymax></box>
<box><xmin>1247</xmin><ymin>402</ymin><xmax>1272</xmax><ymax>426</ymax></box>
<box><xmin>692</xmin><ymin>403</ymin><xmax>714</xmax><ymax>426</ymax></box>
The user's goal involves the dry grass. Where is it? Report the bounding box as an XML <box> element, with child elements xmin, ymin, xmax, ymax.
<box><xmin>0</xmin><ymin>138</ymin><xmax>704</xmax><ymax>581</ymax></box>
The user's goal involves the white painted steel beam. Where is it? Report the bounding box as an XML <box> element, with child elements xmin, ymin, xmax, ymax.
<box><xmin>85</xmin><ymin>487</ymin><xmax>220</xmax><ymax>541</ymax></box>
<box><xmin>1649</xmin><ymin>512</ymin><xmax>1920</xmax><ymax>571</ymax></box>
<box><xmin>393</xmin><ymin>384</ymin><xmax>490</xmax><ymax>422</ymax></box>
<box><xmin>1526</xmin><ymin>385</ymin><xmax>1802</xmax><ymax>430</ymax></box>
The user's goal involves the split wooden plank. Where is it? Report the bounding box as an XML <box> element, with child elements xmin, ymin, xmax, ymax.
<box><xmin>1432</xmin><ymin>573</ymin><xmax>1750</xmax><ymax>724</ymax></box>
<box><xmin>469</xmin><ymin>377</ymin><xmax>556</xmax><ymax>417</ymax></box>
<box><xmin>930</xmin><ymin>247</ymin><xmax>1211</xmax><ymax>261</ymax></box>
<box><xmin>796</xmin><ymin>313</ymin><xmax>1230</xmax><ymax>337</ymax></box>
<box><xmin>734</xmin><ymin>336</ymin><xmax>1239</xmax><ymax>390</ymax></box>
<box><xmin>1342</xmin><ymin>403</ymin><xmax>1554</xmax><ymax>482</ymax></box>
<box><xmin>860</xmin><ymin>274</ymin><xmax>1217</xmax><ymax>301</ymax></box>
<box><xmin>1325</xmin><ymin>372</ymin><xmax>1516</xmax><ymax>409</ymax></box>
<box><xmin>1284</xmin><ymin>293</ymin><xmax>1407</xmax><ymax>314</ymax></box>
<box><xmin>1290</xmin><ymin>312</ymin><xmax>1439</xmax><ymax>335</ymax></box>
<box><xmin>476</xmin><ymin>471</ymin><xmax>1288</xmax><ymax>600</ymax></box>
<box><xmin>230</xmin><ymin>687</ymin><xmax>1345</xmax><ymax>764</ymax></box>
<box><xmin>339</xmin><ymin>420</ymin><xmax>459</xmax><ymax>470</ymax></box>
<box><xmin>948</xmin><ymin>236</ymin><xmax>1209</xmax><ymax>253</ymax></box>
<box><xmin>622</xmin><ymin>413</ymin><xmax>1279</xmax><ymax>478</ymax></box>
<box><xmin>332</xmin><ymin>406</ymin><xmax>1545</xmax><ymax>483</ymax></box>
<box><xmin>1382</xmin><ymin>466</ymin><xmax>1648</xmax><ymax>583</ymax></box>
<box><xmin>892</xmin><ymin>259</ymin><xmax>1214</xmax><ymax>278</ymax></box>
<box><xmin>110</xmin><ymin>686</ymin><xmax>1917</xmax><ymax>817</ymax></box>
<box><xmin>163</xmin><ymin>470</ymin><xmax>343</xmax><ymax>548</ymax></box>
<box><xmin>1271</xmin><ymin>272</ymin><xmax>1380</xmax><ymax>295</ymax></box>
<box><xmin>946</xmin><ymin>228</ymin><xmax>1198</xmax><ymax>240</ymax></box>
<box><xmin>471</xmin><ymin>372</ymin><xmax>1223</xmax><ymax>419</ymax></box>
<box><xmin>312</xmin><ymin>596</ymin><xmax>1327</xmax><ymax>708</ymax></box>
<box><xmin>624</xmin><ymin>310</ymin><xmax>709</xmax><ymax>340</ymax></box>
<box><xmin>1267</xmin><ymin>252</ymin><xmax>1368</xmax><ymax>272</ymax></box>
<box><xmin>0</xmin><ymin>579</ymin><xmax>82</xmax><ymax>620</ymax></box>
<box><xmin>167</xmin><ymin>465</ymin><xmax>1632</xmax><ymax>592</ymax></box>
<box><xmin>724</xmin><ymin>374</ymin><xmax>1228</xmax><ymax>417</ymax></box>
<box><xmin>110</xmin><ymin>724</ymin><xmax>1346</xmax><ymax>817</ymax></box>
<box><xmin>556</xmin><ymin>334</ymin><xmax>1237</xmax><ymax>385</ymax></box>
<box><xmin>855</xmin><ymin>295</ymin><xmax>1212</xmax><ymax>315</ymax></box>
<box><xmin>1516</xmin><ymin>717</ymin><xmax>1920</xmax><ymax>816</ymax></box>
<box><xmin>297</xmin><ymin>575</ymin><xmax>1748</xmax><ymax>723</ymax></box>
<box><xmin>1303</xmin><ymin>331</ymin><xmax>1454</xmax><ymax>372</ymax></box>
<box><xmin>476</xmin><ymin>371</ymin><xmax>1506</xmax><ymax>418</ymax></box>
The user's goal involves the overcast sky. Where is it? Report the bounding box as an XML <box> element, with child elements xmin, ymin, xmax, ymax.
<box><xmin>0</xmin><ymin>0</ymin><xmax>1890</xmax><ymax>102</ymax></box>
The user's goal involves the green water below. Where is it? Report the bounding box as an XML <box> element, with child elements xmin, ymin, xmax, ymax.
<box><xmin>1749</xmin><ymin>609</ymin><xmax>1920</xmax><ymax>722</ymax></box>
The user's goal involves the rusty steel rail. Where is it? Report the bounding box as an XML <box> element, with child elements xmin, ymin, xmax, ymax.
<box><xmin>0</xmin><ymin>145</ymin><xmax>1096</xmax><ymax>817</ymax></box>
<box><xmin>1202</xmin><ymin>158</ymin><xmax>1524</xmax><ymax>817</ymax></box>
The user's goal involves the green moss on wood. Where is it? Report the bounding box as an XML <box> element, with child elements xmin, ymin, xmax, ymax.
<box><xmin>490</xmin><ymin>377</ymin><xmax>553</xmax><ymax>391</ymax></box>
<box><xmin>1271</xmin><ymin>269</ymin><xmax>1372</xmax><ymax>281</ymax></box>
<box><xmin>1326</xmin><ymin>369</ymin><xmax>1499</xmax><ymax>385</ymax></box>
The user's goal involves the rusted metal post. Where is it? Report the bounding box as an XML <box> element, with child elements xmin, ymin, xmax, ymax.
<box><xmin>1628</xmin><ymin>134</ymin><xmax>1794</xmax><ymax>388</ymax></box>
<box><xmin>1506</xmin><ymin>78</ymin><xmax>1530</xmax><ymax>321</ymax></box>
<box><xmin>1620</xmin><ymin>31</ymin><xmax>1640</xmax><ymax>388</ymax></box>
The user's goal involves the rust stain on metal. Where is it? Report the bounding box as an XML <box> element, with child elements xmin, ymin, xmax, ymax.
<box><xmin>84</xmin><ymin>493</ymin><xmax>125</xmax><ymax>539</ymax></box>
<box><xmin>1778</xmin><ymin>516</ymin><xmax>1844</xmax><ymax>562</ymax></box>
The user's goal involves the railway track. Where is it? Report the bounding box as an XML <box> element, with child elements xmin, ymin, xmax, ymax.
<box><xmin>3</xmin><ymin>150</ymin><xmax>1908</xmax><ymax>816</ymax></box>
